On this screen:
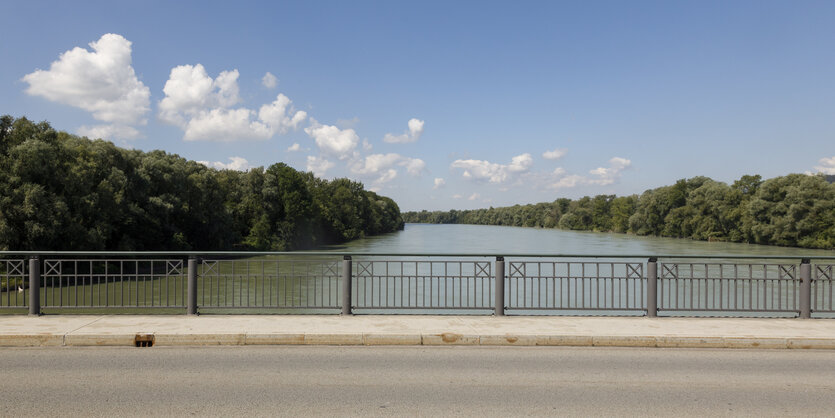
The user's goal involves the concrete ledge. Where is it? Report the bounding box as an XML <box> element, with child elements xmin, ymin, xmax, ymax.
<box><xmin>245</xmin><ymin>334</ymin><xmax>305</xmax><ymax>345</ymax></box>
<box><xmin>788</xmin><ymin>338</ymin><xmax>835</xmax><ymax>349</ymax></box>
<box><xmin>593</xmin><ymin>336</ymin><xmax>657</xmax><ymax>347</ymax></box>
<box><xmin>1</xmin><ymin>333</ymin><xmax>835</xmax><ymax>349</ymax></box>
<box><xmin>2</xmin><ymin>315</ymin><xmax>835</xmax><ymax>349</ymax></box>
<box><xmin>656</xmin><ymin>336</ymin><xmax>726</xmax><ymax>348</ymax></box>
<box><xmin>64</xmin><ymin>334</ymin><xmax>136</xmax><ymax>346</ymax></box>
<box><xmin>422</xmin><ymin>333</ymin><xmax>480</xmax><ymax>345</ymax></box>
<box><xmin>154</xmin><ymin>334</ymin><xmax>246</xmax><ymax>346</ymax></box>
<box><xmin>304</xmin><ymin>334</ymin><xmax>364</xmax><ymax>345</ymax></box>
<box><xmin>363</xmin><ymin>334</ymin><xmax>422</xmax><ymax>345</ymax></box>
<box><xmin>535</xmin><ymin>335</ymin><xmax>594</xmax><ymax>346</ymax></box>
<box><xmin>0</xmin><ymin>334</ymin><xmax>64</xmax><ymax>347</ymax></box>
<box><xmin>723</xmin><ymin>337</ymin><xmax>788</xmax><ymax>349</ymax></box>
<box><xmin>480</xmin><ymin>335</ymin><xmax>537</xmax><ymax>346</ymax></box>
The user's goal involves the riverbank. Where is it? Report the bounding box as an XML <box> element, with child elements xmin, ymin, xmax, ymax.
<box><xmin>3</xmin><ymin>315</ymin><xmax>835</xmax><ymax>349</ymax></box>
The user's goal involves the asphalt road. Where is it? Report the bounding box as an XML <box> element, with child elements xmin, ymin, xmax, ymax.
<box><xmin>1</xmin><ymin>346</ymin><xmax>834</xmax><ymax>417</ymax></box>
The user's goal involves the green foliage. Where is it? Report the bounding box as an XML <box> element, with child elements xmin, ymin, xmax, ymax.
<box><xmin>402</xmin><ymin>173</ymin><xmax>835</xmax><ymax>250</ymax></box>
<box><xmin>0</xmin><ymin>116</ymin><xmax>404</xmax><ymax>251</ymax></box>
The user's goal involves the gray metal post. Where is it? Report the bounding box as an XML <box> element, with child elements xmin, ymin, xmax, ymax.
<box><xmin>341</xmin><ymin>256</ymin><xmax>352</xmax><ymax>315</ymax></box>
<box><xmin>28</xmin><ymin>256</ymin><xmax>40</xmax><ymax>316</ymax></box>
<box><xmin>799</xmin><ymin>259</ymin><xmax>811</xmax><ymax>319</ymax></box>
<box><xmin>187</xmin><ymin>257</ymin><xmax>197</xmax><ymax>315</ymax></box>
<box><xmin>646</xmin><ymin>258</ymin><xmax>657</xmax><ymax>318</ymax></box>
<box><xmin>495</xmin><ymin>257</ymin><xmax>505</xmax><ymax>316</ymax></box>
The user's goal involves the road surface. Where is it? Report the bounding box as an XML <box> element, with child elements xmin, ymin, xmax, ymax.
<box><xmin>2</xmin><ymin>346</ymin><xmax>834</xmax><ymax>416</ymax></box>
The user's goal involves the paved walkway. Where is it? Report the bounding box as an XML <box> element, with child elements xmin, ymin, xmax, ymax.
<box><xmin>2</xmin><ymin>315</ymin><xmax>835</xmax><ymax>348</ymax></box>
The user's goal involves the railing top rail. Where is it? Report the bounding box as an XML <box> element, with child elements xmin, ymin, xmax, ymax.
<box><xmin>0</xmin><ymin>251</ymin><xmax>834</xmax><ymax>260</ymax></box>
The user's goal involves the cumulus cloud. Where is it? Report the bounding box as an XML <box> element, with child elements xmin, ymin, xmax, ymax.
<box><xmin>468</xmin><ymin>193</ymin><xmax>480</xmax><ymax>201</ymax></box>
<box><xmin>158</xmin><ymin>64</ymin><xmax>306</xmax><ymax>141</ymax></box>
<box><xmin>546</xmin><ymin>157</ymin><xmax>632</xmax><ymax>189</ymax></box>
<box><xmin>349</xmin><ymin>153</ymin><xmax>425</xmax><ymax>184</ymax></box>
<box><xmin>262</xmin><ymin>72</ymin><xmax>278</xmax><ymax>89</ymax></box>
<box><xmin>451</xmin><ymin>153</ymin><xmax>533</xmax><ymax>183</ymax></box>
<box><xmin>306</xmin><ymin>156</ymin><xmax>335</xmax><ymax>177</ymax></box>
<box><xmin>78</xmin><ymin>124</ymin><xmax>140</xmax><ymax>141</ymax></box>
<box><xmin>433</xmin><ymin>178</ymin><xmax>446</xmax><ymax>189</ymax></box>
<box><xmin>543</xmin><ymin>148</ymin><xmax>567</xmax><ymax>160</ymax></box>
<box><xmin>550</xmin><ymin>174</ymin><xmax>586</xmax><ymax>189</ymax></box>
<box><xmin>402</xmin><ymin>158</ymin><xmax>426</xmax><ymax>176</ymax></box>
<box><xmin>22</xmin><ymin>33</ymin><xmax>150</xmax><ymax>140</ymax></box>
<box><xmin>588</xmin><ymin>157</ymin><xmax>632</xmax><ymax>185</ymax></box>
<box><xmin>383</xmin><ymin>118</ymin><xmax>425</xmax><ymax>143</ymax></box>
<box><xmin>305</xmin><ymin>119</ymin><xmax>360</xmax><ymax>159</ymax></box>
<box><xmin>814</xmin><ymin>156</ymin><xmax>835</xmax><ymax>175</ymax></box>
<box><xmin>287</xmin><ymin>143</ymin><xmax>301</xmax><ymax>152</ymax></box>
<box><xmin>198</xmin><ymin>156</ymin><xmax>251</xmax><ymax>171</ymax></box>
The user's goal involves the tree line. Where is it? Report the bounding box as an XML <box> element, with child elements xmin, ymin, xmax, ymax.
<box><xmin>0</xmin><ymin>116</ymin><xmax>404</xmax><ymax>251</ymax></box>
<box><xmin>403</xmin><ymin>174</ymin><xmax>835</xmax><ymax>250</ymax></box>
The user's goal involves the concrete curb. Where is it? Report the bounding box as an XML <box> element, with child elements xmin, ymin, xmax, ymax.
<box><xmin>2</xmin><ymin>333</ymin><xmax>835</xmax><ymax>349</ymax></box>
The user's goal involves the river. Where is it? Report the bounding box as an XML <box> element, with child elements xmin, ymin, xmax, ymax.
<box><xmin>327</xmin><ymin>223</ymin><xmax>835</xmax><ymax>257</ymax></box>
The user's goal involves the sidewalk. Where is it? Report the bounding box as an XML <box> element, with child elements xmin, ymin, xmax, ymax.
<box><xmin>1</xmin><ymin>315</ymin><xmax>835</xmax><ymax>349</ymax></box>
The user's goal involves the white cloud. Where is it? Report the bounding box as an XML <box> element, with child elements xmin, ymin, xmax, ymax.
<box><xmin>262</xmin><ymin>72</ymin><xmax>278</xmax><ymax>89</ymax></box>
<box><xmin>287</xmin><ymin>143</ymin><xmax>301</xmax><ymax>152</ymax></box>
<box><xmin>402</xmin><ymin>158</ymin><xmax>426</xmax><ymax>176</ymax></box>
<box><xmin>78</xmin><ymin>124</ymin><xmax>140</xmax><ymax>141</ymax></box>
<box><xmin>22</xmin><ymin>33</ymin><xmax>150</xmax><ymax>140</ymax></box>
<box><xmin>349</xmin><ymin>153</ymin><xmax>425</xmax><ymax>184</ymax></box>
<box><xmin>814</xmin><ymin>156</ymin><xmax>835</xmax><ymax>175</ymax></box>
<box><xmin>305</xmin><ymin>119</ymin><xmax>359</xmax><ymax>159</ymax></box>
<box><xmin>258</xmin><ymin>94</ymin><xmax>308</xmax><ymax>135</ymax></box>
<box><xmin>543</xmin><ymin>148</ymin><xmax>567</xmax><ymax>160</ymax></box>
<box><xmin>451</xmin><ymin>153</ymin><xmax>533</xmax><ymax>183</ymax></box>
<box><xmin>306</xmin><ymin>156</ymin><xmax>334</xmax><ymax>177</ymax></box>
<box><xmin>383</xmin><ymin>118</ymin><xmax>425</xmax><ymax>143</ymax></box>
<box><xmin>452</xmin><ymin>194</ymin><xmax>463</xmax><ymax>199</ymax></box>
<box><xmin>546</xmin><ymin>157</ymin><xmax>632</xmax><ymax>189</ymax></box>
<box><xmin>183</xmin><ymin>108</ymin><xmax>272</xmax><ymax>141</ymax></box>
<box><xmin>158</xmin><ymin>64</ymin><xmax>306</xmax><ymax>141</ymax></box>
<box><xmin>433</xmin><ymin>178</ymin><xmax>446</xmax><ymax>189</ymax></box>
<box><xmin>377</xmin><ymin>169</ymin><xmax>398</xmax><ymax>184</ymax></box>
<box><xmin>550</xmin><ymin>174</ymin><xmax>586</xmax><ymax>189</ymax></box>
<box><xmin>351</xmin><ymin>153</ymin><xmax>403</xmax><ymax>175</ymax></box>
<box><xmin>468</xmin><ymin>193</ymin><xmax>480</xmax><ymax>201</ymax></box>
<box><xmin>362</xmin><ymin>139</ymin><xmax>373</xmax><ymax>151</ymax></box>
<box><xmin>588</xmin><ymin>157</ymin><xmax>631</xmax><ymax>185</ymax></box>
<box><xmin>198</xmin><ymin>156</ymin><xmax>251</xmax><ymax>171</ymax></box>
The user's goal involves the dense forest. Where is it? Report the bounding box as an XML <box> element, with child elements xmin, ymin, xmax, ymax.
<box><xmin>0</xmin><ymin>116</ymin><xmax>403</xmax><ymax>251</ymax></box>
<box><xmin>403</xmin><ymin>174</ymin><xmax>835</xmax><ymax>250</ymax></box>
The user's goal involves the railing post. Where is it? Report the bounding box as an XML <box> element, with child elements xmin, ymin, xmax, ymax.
<box><xmin>342</xmin><ymin>256</ymin><xmax>352</xmax><ymax>315</ymax></box>
<box><xmin>646</xmin><ymin>257</ymin><xmax>657</xmax><ymax>318</ymax></box>
<box><xmin>495</xmin><ymin>256</ymin><xmax>505</xmax><ymax>316</ymax></box>
<box><xmin>28</xmin><ymin>256</ymin><xmax>40</xmax><ymax>316</ymax></box>
<box><xmin>187</xmin><ymin>257</ymin><xmax>197</xmax><ymax>315</ymax></box>
<box><xmin>799</xmin><ymin>258</ymin><xmax>811</xmax><ymax>319</ymax></box>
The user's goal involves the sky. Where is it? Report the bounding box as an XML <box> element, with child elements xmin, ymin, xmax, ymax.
<box><xmin>1</xmin><ymin>0</ymin><xmax>834</xmax><ymax>211</ymax></box>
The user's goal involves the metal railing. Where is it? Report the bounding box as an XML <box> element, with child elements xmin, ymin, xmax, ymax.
<box><xmin>506</xmin><ymin>260</ymin><xmax>645</xmax><ymax>312</ymax></box>
<box><xmin>658</xmin><ymin>262</ymin><xmax>800</xmax><ymax>314</ymax></box>
<box><xmin>352</xmin><ymin>259</ymin><xmax>493</xmax><ymax>311</ymax></box>
<box><xmin>2</xmin><ymin>252</ymin><xmax>835</xmax><ymax>317</ymax></box>
<box><xmin>813</xmin><ymin>264</ymin><xmax>834</xmax><ymax>313</ymax></box>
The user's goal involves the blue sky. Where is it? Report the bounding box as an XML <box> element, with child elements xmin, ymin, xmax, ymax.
<box><xmin>2</xmin><ymin>0</ymin><xmax>834</xmax><ymax>211</ymax></box>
